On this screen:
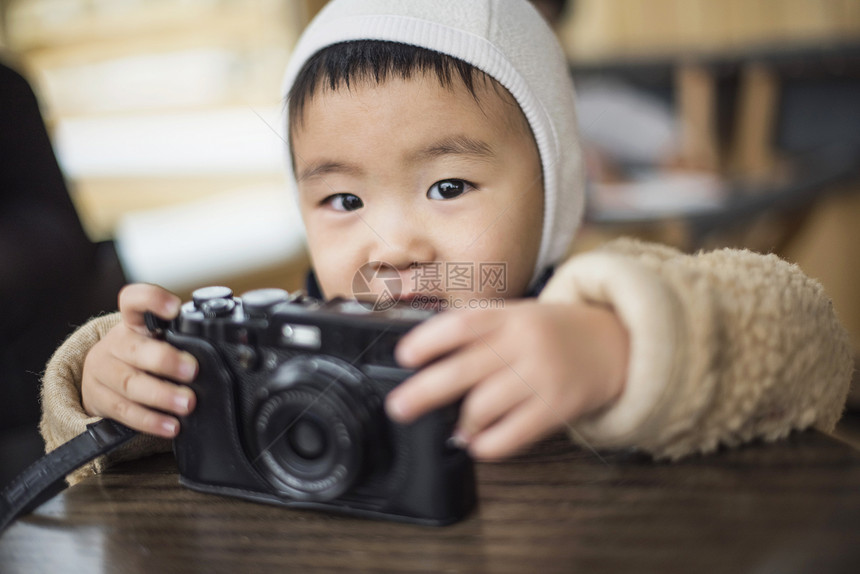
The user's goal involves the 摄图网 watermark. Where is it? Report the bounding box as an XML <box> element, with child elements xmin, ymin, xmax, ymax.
<box><xmin>351</xmin><ymin>261</ymin><xmax>508</xmax><ymax>311</ymax></box>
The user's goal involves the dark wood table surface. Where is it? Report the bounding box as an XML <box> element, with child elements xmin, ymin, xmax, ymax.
<box><xmin>2</xmin><ymin>431</ymin><xmax>860</xmax><ymax>573</ymax></box>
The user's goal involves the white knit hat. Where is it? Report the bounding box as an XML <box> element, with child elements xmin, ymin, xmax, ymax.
<box><xmin>281</xmin><ymin>0</ymin><xmax>584</xmax><ymax>286</ymax></box>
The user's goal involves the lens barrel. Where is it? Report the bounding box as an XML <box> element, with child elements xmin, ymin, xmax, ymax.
<box><xmin>252</xmin><ymin>357</ymin><xmax>378</xmax><ymax>501</ymax></box>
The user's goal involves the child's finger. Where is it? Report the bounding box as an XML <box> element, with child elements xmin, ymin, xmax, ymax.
<box><xmin>467</xmin><ymin>398</ymin><xmax>564</xmax><ymax>460</ymax></box>
<box><xmin>118</xmin><ymin>284</ymin><xmax>181</xmax><ymax>333</ymax></box>
<box><xmin>85</xmin><ymin>379</ymin><xmax>181</xmax><ymax>438</ymax></box>
<box><xmin>395</xmin><ymin>307</ymin><xmax>505</xmax><ymax>367</ymax></box>
<box><xmin>112</xmin><ymin>330</ymin><xmax>198</xmax><ymax>383</ymax></box>
<box><xmin>386</xmin><ymin>341</ymin><xmax>506</xmax><ymax>423</ymax></box>
<box><xmin>101</xmin><ymin>367</ymin><xmax>196</xmax><ymax>418</ymax></box>
<box><xmin>455</xmin><ymin>368</ymin><xmax>533</xmax><ymax>440</ymax></box>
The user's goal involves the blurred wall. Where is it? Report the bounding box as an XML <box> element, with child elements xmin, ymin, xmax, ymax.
<box><xmin>561</xmin><ymin>0</ymin><xmax>860</xmax><ymax>62</ymax></box>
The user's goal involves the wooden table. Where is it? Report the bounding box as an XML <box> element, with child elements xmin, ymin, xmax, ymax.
<box><xmin>2</xmin><ymin>431</ymin><xmax>860</xmax><ymax>573</ymax></box>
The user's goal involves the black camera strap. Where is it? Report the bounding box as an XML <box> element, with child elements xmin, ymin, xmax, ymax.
<box><xmin>0</xmin><ymin>419</ymin><xmax>137</xmax><ymax>534</ymax></box>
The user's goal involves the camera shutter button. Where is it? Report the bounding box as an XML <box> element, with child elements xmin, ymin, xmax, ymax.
<box><xmin>200</xmin><ymin>297</ymin><xmax>235</xmax><ymax>318</ymax></box>
<box><xmin>192</xmin><ymin>286</ymin><xmax>234</xmax><ymax>309</ymax></box>
<box><xmin>242</xmin><ymin>288</ymin><xmax>290</xmax><ymax>318</ymax></box>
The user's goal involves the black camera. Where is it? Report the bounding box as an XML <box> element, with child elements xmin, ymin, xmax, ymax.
<box><xmin>152</xmin><ymin>286</ymin><xmax>476</xmax><ymax>526</ymax></box>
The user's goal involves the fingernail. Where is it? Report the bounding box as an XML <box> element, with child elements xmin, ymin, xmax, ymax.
<box><xmin>178</xmin><ymin>355</ymin><xmax>197</xmax><ymax>380</ymax></box>
<box><xmin>394</xmin><ymin>342</ymin><xmax>414</xmax><ymax>367</ymax></box>
<box><xmin>161</xmin><ymin>419</ymin><xmax>179</xmax><ymax>437</ymax></box>
<box><xmin>446</xmin><ymin>429</ymin><xmax>470</xmax><ymax>450</ymax></box>
<box><xmin>386</xmin><ymin>393</ymin><xmax>409</xmax><ymax>422</ymax></box>
<box><xmin>164</xmin><ymin>299</ymin><xmax>181</xmax><ymax>317</ymax></box>
<box><xmin>173</xmin><ymin>393</ymin><xmax>192</xmax><ymax>414</ymax></box>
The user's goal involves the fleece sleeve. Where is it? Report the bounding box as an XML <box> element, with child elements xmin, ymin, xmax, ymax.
<box><xmin>538</xmin><ymin>238</ymin><xmax>854</xmax><ymax>459</ymax></box>
<box><xmin>39</xmin><ymin>313</ymin><xmax>172</xmax><ymax>484</ymax></box>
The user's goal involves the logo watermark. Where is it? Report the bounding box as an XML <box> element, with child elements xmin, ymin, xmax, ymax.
<box><xmin>410</xmin><ymin>262</ymin><xmax>508</xmax><ymax>294</ymax></box>
<box><xmin>408</xmin><ymin>294</ymin><xmax>506</xmax><ymax>311</ymax></box>
<box><xmin>351</xmin><ymin>261</ymin><xmax>507</xmax><ymax>311</ymax></box>
<box><xmin>351</xmin><ymin>261</ymin><xmax>402</xmax><ymax>311</ymax></box>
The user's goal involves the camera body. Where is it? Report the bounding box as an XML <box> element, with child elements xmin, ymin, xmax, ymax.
<box><xmin>156</xmin><ymin>286</ymin><xmax>476</xmax><ymax>526</ymax></box>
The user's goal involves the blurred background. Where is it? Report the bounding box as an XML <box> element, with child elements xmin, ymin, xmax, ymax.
<box><xmin>1</xmin><ymin>0</ymin><xmax>859</xmax><ymax>479</ymax></box>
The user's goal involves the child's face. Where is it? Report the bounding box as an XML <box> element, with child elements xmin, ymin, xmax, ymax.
<box><xmin>291</xmin><ymin>72</ymin><xmax>543</xmax><ymax>305</ymax></box>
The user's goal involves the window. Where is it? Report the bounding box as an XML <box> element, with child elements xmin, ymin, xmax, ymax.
<box><xmin>3</xmin><ymin>0</ymin><xmax>315</xmax><ymax>292</ymax></box>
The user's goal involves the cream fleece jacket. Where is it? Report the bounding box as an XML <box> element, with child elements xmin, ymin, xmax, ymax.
<box><xmin>40</xmin><ymin>239</ymin><xmax>854</xmax><ymax>483</ymax></box>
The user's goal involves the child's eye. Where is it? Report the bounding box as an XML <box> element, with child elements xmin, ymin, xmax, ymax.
<box><xmin>322</xmin><ymin>193</ymin><xmax>364</xmax><ymax>212</ymax></box>
<box><xmin>427</xmin><ymin>179</ymin><xmax>474</xmax><ymax>200</ymax></box>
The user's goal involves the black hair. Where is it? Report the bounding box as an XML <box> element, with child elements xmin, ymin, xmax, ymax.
<box><xmin>287</xmin><ymin>40</ymin><xmax>486</xmax><ymax>129</ymax></box>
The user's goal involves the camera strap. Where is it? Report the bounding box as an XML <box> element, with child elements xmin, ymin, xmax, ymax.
<box><xmin>0</xmin><ymin>419</ymin><xmax>137</xmax><ymax>534</ymax></box>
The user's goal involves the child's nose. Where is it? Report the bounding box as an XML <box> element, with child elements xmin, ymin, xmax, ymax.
<box><xmin>367</xmin><ymin>215</ymin><xmax>436</xmax><ymax>269</ymax></box>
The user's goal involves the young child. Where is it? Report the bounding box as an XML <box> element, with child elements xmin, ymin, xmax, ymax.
<box><xmin>40</xmin><ymin>0</ymin><xmax>853</xmax><ymax>482</ymax></box>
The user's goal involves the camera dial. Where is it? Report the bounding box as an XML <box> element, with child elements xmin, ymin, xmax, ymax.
<box><xmin>191</xmin><ymin>286</ymin><xmax>236</xmax><ymax>318</ymax></box>
<box><xmin>192</xmin><ymin>286</ymin><xmax>233</xmax><ymax>307</ymax></box>
<box><xmin>242</xmin><ymin>288</ymin><xmax>290</xmax><ymax>318</ymax></box>
<box><xmin>252</xmin><ymin>357</ymin><xmax>380</xmax><ymax>501</ymax></box>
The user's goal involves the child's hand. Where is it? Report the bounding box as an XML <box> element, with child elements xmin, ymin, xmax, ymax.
<box><xmin>386</xmin><ymin>301</ymin><xmax>629</xmax><ymax>460</ymax></box>
<box><xmin>81</xmin><ymin>284</ymin><xmax>198</xmax><ymax>438</ymax></box>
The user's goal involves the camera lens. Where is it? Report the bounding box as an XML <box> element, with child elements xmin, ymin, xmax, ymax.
<box><xmin>252</xmin><ymin>358</ymin><xmax>380</xmax><ymax>501</ymax></box>
<box><xmin>287</xmin><ymin>418</ymin><xmax>326</xmax><ymax>460</ymax></box>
